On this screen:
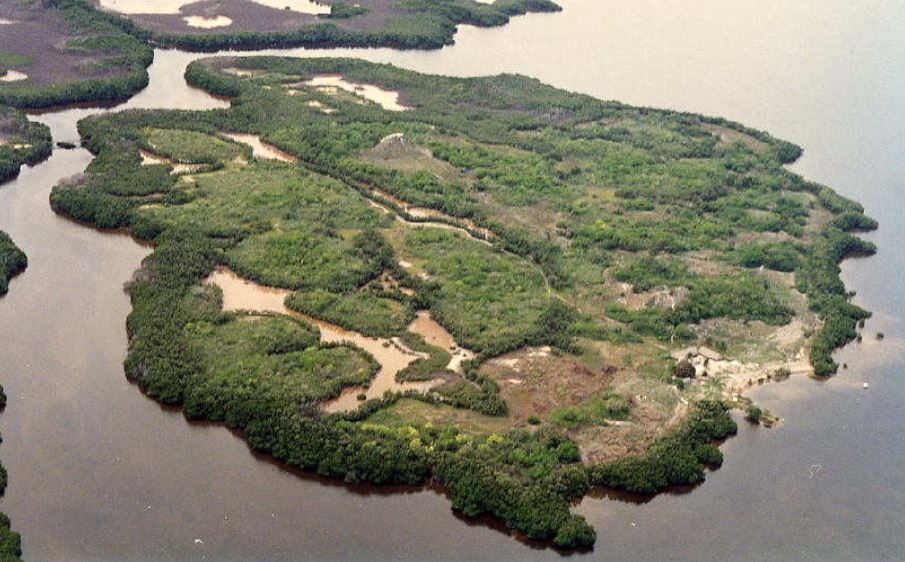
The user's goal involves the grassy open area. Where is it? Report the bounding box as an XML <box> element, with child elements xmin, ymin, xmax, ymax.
<box><xmin>48</xmin><ymin>56</ymin><xmax>875</xmax><ymax>549</ymax></box>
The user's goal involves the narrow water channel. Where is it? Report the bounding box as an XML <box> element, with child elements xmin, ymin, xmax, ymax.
<box><xmin>0</xmin><ymin>0</ymin><xmax>903</xmax><ymax>559</ymax></box>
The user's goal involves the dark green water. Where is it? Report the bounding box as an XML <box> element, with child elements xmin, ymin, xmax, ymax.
<box><xmin>0</xmin><ymin>0</ymin><xmax>902</xmax><ymax>559</ymax></box>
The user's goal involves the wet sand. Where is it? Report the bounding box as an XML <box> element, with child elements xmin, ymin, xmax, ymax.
<box><xmin>220</xmin><ymin>132</ymin><xmax>297</xmax><ymax>163</ymax></box>
<box><xmin>408</xmin><ymin>311</ymin><xmax>475</xmax><ymax>373</ymax></box>
<box><xmin>183</xmin><ymin>15</ymin><xmax>233</xmax><ymax>28</ymax></box>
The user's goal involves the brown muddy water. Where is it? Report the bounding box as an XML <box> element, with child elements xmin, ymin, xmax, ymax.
<box><xmin>0</xmin><ymin>0</ymin><xmax>903</xmax><ymax>559</ymax></box>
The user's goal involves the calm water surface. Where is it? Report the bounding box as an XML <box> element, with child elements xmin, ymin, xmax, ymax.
<box><xmin>0</xmin><ymin>0</ymin><xmax>902</xmax><ymax>559</ymax></box>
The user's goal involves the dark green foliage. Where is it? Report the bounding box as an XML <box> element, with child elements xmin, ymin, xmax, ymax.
<box><xmin>548</xmin><ymin>392</ymin><xmax>631</xmax><ymax>429</ymax></box>
<box><xmin>0</xmin><ymin>233</ymin><xmax>27</xmax><ymax>296</ymax></box>
<box><xmin>590</xmin><ymin>401</ymin><xmax>736</xmax><ymax>493</ymax></box>
<box><xmin>613</xmin><ymin>256</ymin><xmax>689</xmax><ymax>292</ymax></box>
<box><xmin>745</xmin><ymin>404</ymin><xmax>764</xmax><ymax>424</ymax></box>
<box><xmin>0</xmin><ymin>106</ymin><xmax>53</xmax><ymax>183</ymax></box>
<box><xmin>395</xmin><ymin>332</ymin><xmax>452</xmax><ymax>382</ymax></box>
<box><xmin>435</xmin><ymin>381</ymin><xmax>509</xmax><ymax>416</ymax></box>
<box><xmin>796</xmin><ymin>225</ymin><xmax>876</xmax><ymax>375</ymax></box>
<box><xmin>287</xmin><ymin>289</ymin><xmax>413</xmax><ymax>338</ymax></box>
<box><xmin>0</xmin><ymin>512</ymin><xmax>21</xmax><ymax>562</ymax></box>
<box><xmin>0</xmin><ymin>391</ymin><xmax>20</xmax><ymax>561</ymax></box>
<box><xmin>728</xmin><ymin>241</ymin><xmax>802</xmax><ymax>272</ymax></box>
<box><xmin>324</xmin><ymin>3</ymin><xmax>369</xmax><ymax>19</ymax></box>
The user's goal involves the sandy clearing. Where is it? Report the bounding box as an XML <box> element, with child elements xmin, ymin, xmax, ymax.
<box><xmin>0</xmin><ymin>70</ymin><xmax>28</xmax><ymax>82</ymax></box>
<box><xmin>183</xmin><ymin>15</ymin><xmax>233</xmax><ymax>28</ymax></box>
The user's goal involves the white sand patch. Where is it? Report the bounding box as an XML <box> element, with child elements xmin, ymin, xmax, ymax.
<box><xmin>0</xmin><ymin>70</ymin><xmax>28</xmax><ymax>83</ymax></box>
<box><xmin>303</xmin><ymin>75</ymin><xmax>411</xmax><ymax>111</ymax></box>
<box><xmin>0</xmin><ymin>19</ymin><xmax>18</xmax><ymax>25</ymax></box>
<box><xmin>96</xmin><ymin>0</ymin><xmax>190</xmax><ymax>14</ymax></box>
<box><xmin>222</xmin><ymin>67</ymin><xmax>261</xmax><ymax>77</ymax></box>
<box><xmin>183</xmin><ymin>15</ymin><xmax>232</xmax><ymax>28</ymax></box>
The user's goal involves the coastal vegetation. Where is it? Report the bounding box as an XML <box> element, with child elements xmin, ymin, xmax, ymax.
<box><xmin>48</xmin><ymin>56</ymin><xmax>875</xmax><ymax>548</ymax></box>
<box><xmin>94</xmin><ymin>0</ymin><xmax>561</xmax><ymax>53</ymax></box>
<box><xmin>0</xmin><ymin>234</ymin><xmax>27</xmax><ymax>297</ymax></box>
<box><xmin>0</xmin><ymin>106</ymin><xmax>53</xmax><ymax>182</ymax></box>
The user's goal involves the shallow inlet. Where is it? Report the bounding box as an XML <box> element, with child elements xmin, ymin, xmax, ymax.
<box><xmin>409</xmin><ymin>310</ymin><xmax>475</xmax><ymax>372</ymax></box>
<box><xmin>203</xmin><ymin>267</ymin><xmax>446</xmax><ymax>412</ymax></box>
<box><xmin>220</xmin><ymin>132</ymin><xmax>297</xmax><ymax>163</ymax></box>
<box><xmin>302</xmin><ymin>75</ymin><xmax>412</xmax><ymax>112</ymax></box>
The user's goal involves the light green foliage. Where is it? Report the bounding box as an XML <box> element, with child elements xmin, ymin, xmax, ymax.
<box><xmin>287</xmin><ymin>289</ymin><xmax>413</xmax><ymax>337</ymax></box>
<box><xmin>403</xmin><ymin>228</ymin><xmax>550</xmax><ymax>353</ymax></box>
<box><xmin>183</xmin><ymin>315</ymin><xmax>378</xmax><ymax>424</ymax></box>
<box><xmin>142</xmin><ymin>128</ymin><xmax>246</xmax><ymax>164</ymax></box>
<box><xmin>549</xmin><ymin>392</ymin><xmax>632</xmax><ymax>429</ymax></box>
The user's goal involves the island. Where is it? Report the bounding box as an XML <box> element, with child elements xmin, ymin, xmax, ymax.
<box><xmin>48</xmin><ymin>56</ymin><xmax>876</xmax><ymax>548</ymax></box>
<box><xmin>0</xmin><ymin>0</ymin><xmax>559</xmax><ymax>109</ymax></box>
<box><xmin>0</xmin><ymin>0</ymin><xmax>152</xmax><ymax>108</ymax></box>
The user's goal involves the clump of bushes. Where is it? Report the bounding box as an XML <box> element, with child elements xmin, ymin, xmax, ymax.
<box><xmin>0</xmin><ymin>233</ymin><xmax>27</xmax><ymax>296</ymax></box>
<box><xmin>673</xmin><ymin>359</ymin><xmax>696</xmax><ymax>379</ymax></box>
